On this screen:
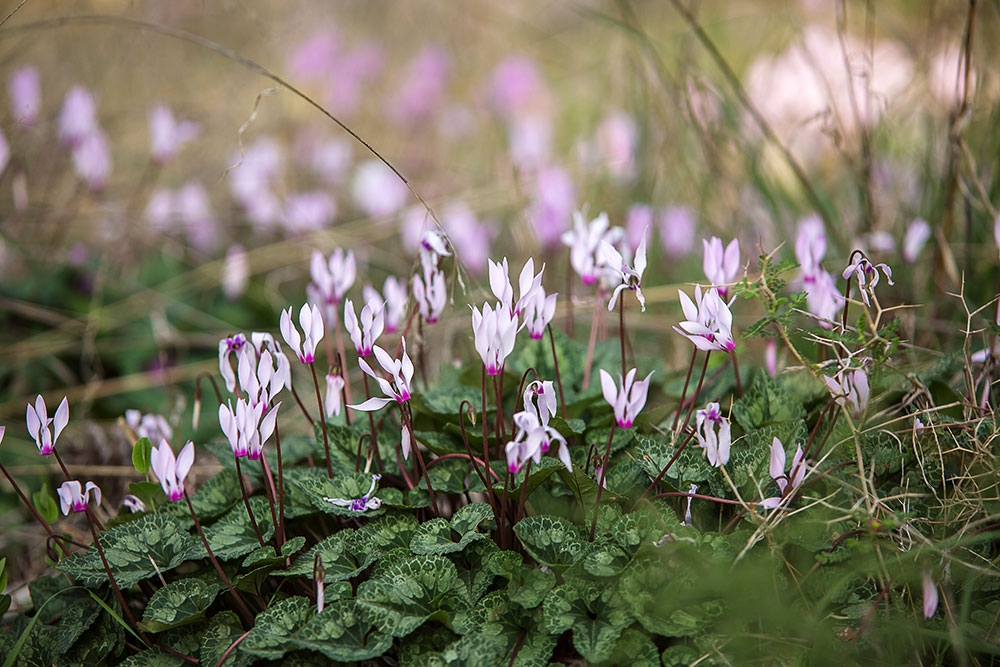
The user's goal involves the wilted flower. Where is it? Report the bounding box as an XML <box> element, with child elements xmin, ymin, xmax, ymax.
<box><xmin>472</xmin><ymin>302</ymin><xmax>520</xmax><ymax>375</ymax></box>
<box><xmin>695</xmin><ymin>402</ymin><xmax>731</xmax><ymax>467</ymax></box>
<box><xmin>149</xmin><ymin>105</ymin><xmax>200</xmax><ymax>164</ymax></box>
<box><xmin>26</xmin><ymin>395</ymin><xmax>69</xmax><ymax>456</ymax></box>
<box><xmin>674</xmin><ymin>285</ymin><xmax>737</xmax><ymax>352</ymax></box>
<box><xmin>151</xmin><ymin>439</ymin><xmax>195</xmax><ymax>501</ymax></box>
<box><xmin>842</xmin><ymin>254</ymin><xmax>894</xmax><ymax>306</ymax></box>
<box><xmin>703</xmin><ymin>237</ymin><xmax>740</xmax><ymax>296</ymax></box>
<box><xmin>523</xmin><ymin>286</ymin><xmax>557</xmax><ymax>339</ymax></box>
<box><xmin>759</xmin><ymin>437</ymin><xmax>807</xmax><ymax>508</ymax></box>
<box><xmin>823</xmin><ymin>365</ymin><xmax>870</xmax><ymax>419</ymax></box>
<box><xmin>350</xmin><ymin>339</ymin><xmax>415</xmax><ymax>410</ymax></box>
<box><xmin>600</xmin><ymin>233</ymin><xmax>647</xmax><ymax>312</ymax></box>
<box><xmin>902</xmin><ymin>219</ymin><xmax>931</xmax><ymax>263</ymax></box>
<box><xmin>280</xmin><ymin>303</ymin><xmax>325</xmax><ymax>364</ymax></box>
<box><xmin>599</xmin><ymin>368</ymin><xmax>653</xmax><ymax>429</ymax></box>
<box><xmin>344</xmin><ymin>298</ymin><xmax>385</xmax><ymax>357</ymax></box>
<box><xmin>325</xmin><ymin>373</ymin><xmax>345</xmax><ymax>417</ymax></box>
<box><xmin>57</xmin><ymin>480</ymin><xmax>101</xmax><ymax>515</ymax></box>
<box><xmin>413</xmin><ymin>268</ymin><xmax>446</xmax><ymax>324</ymax></box>
<box><xmin>8</xmin><ymin>66</ymin><xmax>40</xmax><ymax>125</ymax></box>
<box><xmin>324</xmin><ymin>474</ymin><xmax>382</xmax><ymax>512</ymax></box>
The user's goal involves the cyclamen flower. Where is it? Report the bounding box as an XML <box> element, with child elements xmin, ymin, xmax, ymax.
<box><xmin>325</xmin><ymin>373</ymin><xmax>345</xmax><ymax>417</ymax></box>
<box><xmin>9</xmin><ymin>66</ymin><xmax>40</xmax><ymax>125</ymax></box>
<box><xmin>308</xmin><ymin>249</ymin><xmax>356</xmax><ymax>324</ymax></box>
<box><xmin>365</xmin><ymin>277</ymin><xmax>408</xmax><ymax>333</ymax></box>
<box><xmin>674</xmin><ymin>285</ymin><xmax>737</xmax><ymax>352</ymax></box>
<box><xmin>237</xmin><ymin>347</ymin><xmax>287</xmax><ymax>406</ymax></box>
<box><xmin>472</xmin><ymin>302</ymin><xmax>520</xmax><ymax>375</ymax></box>
<box><xmin>222</xmin><ymin>245</ymin><xmax>250</xmax><ymax>301</ymax></box>
<box><xmin>344</xmin><ymin>298</ymin><xmax>384</xmax><ymax>357</ymax></box>
<box><xmin>795</xmin><ymin>216</ymin><xmax>827</xmax><ymax>278</ymax></box>
<box><xmin>802</xmin><ymin>269</ymin><xmax>843</xmax><ymax>329</ymax></box>
<box><xmin>659</xmin><ymin>206</ymin><xmax>696</xmax><ymax>259</ymax></box>
<box><xmin>703</xmin><ymin>237</ymin><xmax>740</xmax><ymax>296</ymax></box>
<box><xmin>71</xmin><ymin>130</ymin><xmax>111</xmax><ymax>191</ymax></box>
<box><xmin>350</xmin><ymin>339</ymin><xmax>415</xmax><ymax>410</ymax></box>
<box><xmin>842</xmin><ymin>254</ymin><xmax>894</xmax><ymax>307</ymax></box>
<box><xmin>599</xmin><ymin>368</ymin><xmax>653</xmax><ymax>429</ymax></box>
<box><xmin>600</xmin><ymin>233</ymin><xmax>647</xmax><ymax>312</ymax></box>
<box><xmin>57</xmin><ymin>480</ymin><xmax>101</xmax><ymax>515</ymax></box>
<box><xmin>903</xmin><ymin>219</ymin><xmax>931</xmax><ymax>264</ymax></box>
<box><xmin>505</xmin><ymin>410</ymin><xmax>571</xmax><ymax>474</ymax></box>
<box><xmin>280</xmin><ymin>303</ymin><xmax>325</xmax><ymax>364</ymax></box>
<box><xmin>150</xmin><ymin>439</ymin><xmax>195</xmax><ymax>501</ymax></box>
<box><xmin>523</xmin><ymin>286</ymin><xmax>557</xmax><ymax>339</ymax></box>
<box><xmin>523</xmin><ymin>380</ymin><xmax>557</xmax><ymax>427</ymax></box>
<box><xmin>58</xmin><ymin>85</ymin><xmax>98</xmax><ymax>146</ymax></box>
<box><xmin>695</xmin><ymin>402</ymin><xmax>731</xmax><ymax>467</ymax></box>
<box><xmin>123</xmin><ymin>494</ymin><xmax>146</xmax><ymax>513</ymax></box>
<box><xmin>218</xmin><ymin>334</ymin><xmax>248</xmax><ymax>392</ymax></box>
<box><xmin>124</xmin><ymin>409</ymin><xmax>173</xmax><ymax>444</ymax></box>
<box><xmin>418</xmin><ymin>229</ymin><xmax>450</xmax><ymax>276</ymax></box>
<box><xmin>488</xmin><ymin>257</ymin><xmax>543</xmax><ymax>316</ymax></box>
<box><xmin>759</xmin><ymin>437</ymin><xmax>807</xmax><ymax>508</ymax></box>
<box><xmin>413</xmin><ymin>268</ymin><xmax>446</xmax><ymax>323</ymax></box>
<box><xmin>562</xmin><ymin>211</ymin><xmax>611</xmax><ymax>285</ymax></box>
<box><xmin>26</xmin><ymin>395</ymin><xmax>69</xmax><ymax>455</ymax></box>
<box><xmin>823</xmin><ymin>366</ymin><xmax>870</xmax><ymax>419</ymax></box>
<box><xmin>324</xmin><ymin>474</ymin><xmax>382</xmax><ymax>512</ymax></box>
<box><xmin>149</xmin><ymin>105</ymin><xmax>200</xmax><ymax>164</ymax></box>
<box><xmin>922</xmin><ymin>569</ymin><xmax>938</xmax><ymax>619</ymax></box>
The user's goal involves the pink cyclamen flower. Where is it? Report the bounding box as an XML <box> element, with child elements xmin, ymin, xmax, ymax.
<box><xmin>802</xmin><ymin>269</ymin><xmax>843</xmax><ymax>330</ymax></box>
<box><xmin>149</xmin><ymin>105</ymin><xmax>200</xmax><ymax>164</ymax></box>
<box><xmin>325</xmin><ymin>373</ymin><xmax>346</xmax><ymax>417</ymax></box>
<box><xmin>902</xmin><ymin>218</ymin><xmax>931</xmax><ymax>264</ymax></box>
<box><xmin>595</xmin><ymin>111</ymin><xmax>637</xmax><ymax>181</ymax></box>
<box><xmin>413</xmin><ymin>267</ymin><xmax>446</xmax><ymax>324</ymax></box>
<box><xmin>523</xmin><ymin>380</ymin><xmax>557</xmax><ymax>427</ymax></box>
<box><xmin>418</xmin><ymin>229</ymin><xmax>450</xmax><ymax>276</ymax></box>
<box><xmin>150</xmin><ymin>439</ymin><xmax>195</xmax><ymax>501</ymax></box>
<box><xmin>823</xmin><ymin>365</ymin><xmax>869</xmax><ymax>420</ymax></box>
<box><xmin>599</xmin><ymin>367</ymin><xmax>653</xmax><ymax>429</ymax></box>
<box><xmin>674</xmin><ymin>285</ymin><xmax>737</xmax><ymax>352</ymax></box>
<box><xmin>219</xmin><ymin>397</ymin><xmax>279</xmax><ymax>460</ymax></box>
<box><xmin>280</xmin><ymin>303</ymin><xmax>325</xmax><ymax>364</ymax></box>
<box><xmin>489</xmin><ymin>256</ymin><xmax>543</xmax><ymax>316</ymax></box>
<box><xmin>26</xmin><ymin>395</ymin><xmax>69</xmax><ymax>455</ymax></box>
<box><xmin>237</xmin><ymin>347</ymin><xmax>286</xmax><ymax>406</ymax></box>
<box><xmin>344</xmin><ymin>298</ymin><xmax>385</xmax><ymax>357</ymax></box>
<box><xmin>562</xmin><ymin>210</ymin><xmax>610</xmax><ymax>285</ymax></box>
<box><xmin>528</xmin><ymin>166</ymin><xmax>576</xmax><ymax>248</ymax></box>
<box><xmin>842</xmin><ymin>254</ymin><xmax>894</xmax><ymax>307</ymax></box>
<box><xmin>308</xmin><ymin>248</ymin><xmax>356</xmax><ymax>312</ymax></box>
<box><xmin>375</xmin><ymin>277</ymin><xmax>408</xmax><ymax>333</ymax></box>
<box><xmin>922</xmin><ymin>569</ymin><xmax>938</xmax><ymax>619</ymax></box>
<box><xmin>218</xmin><ymin>333</ymin><xmax>247</xmax><ymax>392</ymax></box>
<box><xmin>324</xmin><ymin>474</ymin><xmax>382</xmax><ymax>512</ymax></box>
<box><xmin>695</xmin><ymin>402</ymin><xmax>731</xmax><ymax>467</ymax></box>
<box><xmin>58</xmin><ymin>85</ymin><xmax>98</xmax><ymax>146</ymax></box>
<box><xmin>759</xmin><ymin>437</ymin><xmax>807</xmax><ymax>508</ymax></box>
<box><xmin>523</xmin><ymin>286</ymin><xmax>557</xmax><ymax>340</ymax></box>
<box><xmin>472</xmin><ymin>302</ymin><xmax>520</xmax><ymax>376</ymax></box>
<box><xmin>71</xmin><ymin>130</ymin><xmax>111</xmax><ymax>191</ymax></box>
<box><xmin>222</xmin><ymin>244</ymin><xmax>250</xmax><ymax>301</ymax></box>
<box><xmin>505</xmin><ymin>410</ymin><xmax>571</xmax><ymax>474</ymax></box>
<box><xmin>442</xmin><ymin>201</ymin><xmax>494</xmax><ymax>275</ymax></box>
<box><xmin>57</xmin><ymin>480</ymin><xmax>101</xmax><ymax>515</ymax></box>
<box><xmin>283</xmin><ymin>192</ymin><xmax>336</xmax><ymax>233</ymax></box>
<box><xmin>388</xmin><ymin>45</ymin><xmax>451</xmax><ymax>126</ymax></box>
<box><xmin>352</xmin><ymin>160</ymin><xmax>409</xmax><ymax>219</ymax></box>
<box><xmin>703</xmin><ymin>237</ymin><xmax>741</xmax><ymax>296</ymax></box>
<box><xmin>795</xmin><ymin>215</ymin><xmax>827</xmax><ymax>278</ymax></box>
<box><xmin>125</xmin><ymin>409</ymin><xmax>173</xmax><ymax>444</ymax></box>
<box><xmin>659</xmin><ymin>206</ymin><xmax>696</xmax><ymax>259</ymax></box>
<box><xmin>765</xmin><ymin>340</ymin><xmax>778</xmax><ymax>378</ymax></box>
<box><xmin>123</xmin><ymin>494</ymin><xmax>146</xmax><ymax>513</ymax></box>
<box><xmin>350</xmin><ymin>339</ymin><xmax>415</xmax><ymax>410</ymax></box>
<box><xmin>600</xmin><ymin>232</ymin><xmax>647</xmax><ymax>312</ymax></box>
<box><xmin>8</xmin><ymin>66</ymin><xmax>40</xmax><ymax>125</ymax></box>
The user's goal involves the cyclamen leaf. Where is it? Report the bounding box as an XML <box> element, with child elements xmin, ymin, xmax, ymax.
<box><xmin>284</xmin><ymin>467</ymin><xmax>387</xmax><ymax>518</ymax></box>
<box><xmin>731</xmin><ymin>374</ymin><xmax>805</xmax><ymax>432</ymax></box>
<box><xmin>289</xmin><ymin>599</ymin><xmax>393</xmax><ymax>661</ymax></box>
<box><xmin>132</xmin><ymin>437</ymin><xmax>153</xmax><ymax>474</ymax></box>
<box><xmin>165</xmin><ymin>469</ymin><xmax>242</xmax><ymax>523</ymax></box>
<box><xmin>514</xmin><ymin>515</ymin><xmax>587</xmax><ymax>571</ymax></box>
<box><xmin>57</xmin><ymin>513</ymin><xmax>203</xmax><ymax>588</ymax></box>
<box><xmin>542</xmin><ymin>581</ymin><xmax>632</xmax><ymax>663</ymax></box>
<box><xmin>140</xmin><ymin>579</ymin><xmax>221</xmax><ymax>633</ymax></box>
<box><xmin>200</xmin><ymin>611</ymin><xmax>252</xmax><ymax>667</ymax></box>
<box><xmin>277</xmin><ymin>529</ymin><xmax>378</xmax><ymax>581</ymax></box>
<box><xmin>240</xmin><ymin>596</ymin><xmax>314</xmax><ymax>660</ymax></box>
<box><xmin>356</xmin><ymin>553</ymin><xmax>466</xmax><ymax>638</ymax></box>
<box><xmin>358</xmin><ymin>512</ymin><xmax>420</xmax><ymax>551</ymax></box>
<box><xmin>449</xmin><ymin>540</ymin><xmax>500</xmax><ymax>604</ymax></box>
<box><xmin>241</xmin><ymin>536</ymin><xmax>307</xmax><ymax>569</ymax></box>
<box><xmin>410</xmin><ymin>502</ymin><xmax>493</xmax><ymax>555</ymax></box>
<box><xmin>204</xmin><ymin>496</ymin><xmax>274</xmax><ymax>561</ymax></box>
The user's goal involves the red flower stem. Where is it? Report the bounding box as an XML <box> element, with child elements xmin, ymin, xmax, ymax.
<box><xmin>547</xmin><ymin>325</ymin><xmax>568</xmax><ymax>418</ymax></box>
<box><xmin>565</xmin><ymin>249</ymin><xmax>574</xmax><ymax>337</ymax></box>
<box><xmin>458</xmin><ymin>400</ymin><xmax>501</xmax><ymax>512</ymax></box>
<box><xmin>404</xmin><ymin>407</ymin><xmax>439</xmax><ymax>516</ymax></box>
<box><xmin>310</xmin><ymin>363</ymin><xmax>334</xmax><ymax>478</ymax></box>
<box><xmin>84</xmin><ymin>508</ymin><xmax>152</xmax><ymax>648</ymax></box>
<box><xmin>482</xmin><ymin>366</ymin><xmax>503</xmax><ymax>542</ymax></box>
<box><xmin>332</xmin><ymin>308</ymin><xmax>352</xmax><ymax>406</ymax></box>
<box><xmin>360</xmin><ymin>372</ymin><xmax>382</xmax><ymax>473</ymax></box>
<box><xmin>258</xmin><ymin>455</ymin><xmax>281</xmax><ymax>550</ymax></box>
<box><xmin>515</xmin><ymin>459</ymin><xmax>533</xmax><ymax>524</ymax></box>
<box><xmin>619</xmin><ymin>297</ymin><xmax>627</xmax><ymax>377</ymax></box>
<box><xmin>272</xmin><ymin>417</ymin><xmax>287</xmax><ymax>547</ymax></box>
<box><xmin>0</xmin><ymin>462</ymin><xmax>70</xmax><ymax>557</ymax></box>
<box><xmin>588</xmin><ymin>423</ymin><xmax>617</xmax><ymax>542</ymax></box>
<box><xmin>673</xmin><ymin>349</ymin><xmax>699</xmax><ymax>431</ymax></box>
<box><xmin>183</xmin><ymin>491</ymin><xmax>254</xmax><ymax>625</ymax></box>
<box><xmin>233</xmin><ymin>456</ymin><xmax>265</xmax><ymax>547</ymax></box>
<box><xmin>730</xmin><ymin>350</ymin><xmax>743</xmax><ymax>398</ymax></box>
<box><xmin>290</xmin><ymin>382</ymin><xmax>315</xmax><ymax>426</ymax></box>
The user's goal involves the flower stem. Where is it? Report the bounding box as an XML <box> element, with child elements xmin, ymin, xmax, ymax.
<box><xmin>290</xmin><ymin>382</ymin><xmax>315</xmax><ymax>426</ymax></box>
<box><xmin>0</xmin><ymin>462</ymin><xmax>70</xmax><ymax>557</ymax></box>
<box><xmin>581</xmin><ymin>292</ymin><xmax>600</xmax><ymax>390</ymax></box>
<box><xmin>730</xmin><ymin>350</ymin><xmax>743</xmax><ymax>398</ymax></box>
<box><xmin>272</xmin><ymin>419</ymin><xmax>287</xmax><ymax>547</ymax></box>
<box><xmin>515</xmin><ymin>459</ymin><xmax>533</xmax><ymax>525</ymax></box>
<box><xmin>310</xmin><ymin>363</ymin><xmax>334</xmax><ymax>478</ymax></box>
<box><xmin>184</xmin><ymin>491</ymin><xmax>254</xmax><ymax>625</ymax></box>
<box><xmin>588</xmin><ymin>423</ymin><xmax>617</xmax><ymax>542</ymax></box>
<box><xmin>259</xmin><ymin>455</ymin><xmax>281</xmax><ymax>550</ymax></box>
<box><xmin>619</xmin><ymin>296</ymin><xmax>627</xmax><ymax>377</ymax></box>
<box><xmin>404</xmin><ymin>407</ymin><xmax>440</xmax><ymax>516</ymax></box>
<box><xmin>673</xmin><ymin>349</ymin><xmax>698</xmax><ymax>432</ymax></box>
<box><xmin>360</xmin><ymin>372</ymin><xmax>383</xmax><ymax>473</ymax></box>
<box><xmin>233</xmin><ymin>457</ymin><xmax>265</xmax><ymax>548</ymax></box>
<box><xmin>332</xmin><ymin>308</ymin><xmax>352</xmax><ymax>406</ymax></box>
<box><xmin>546</xmin><ymin>325</ymin><xmax>568</xmax><ymax>418</ymax></box>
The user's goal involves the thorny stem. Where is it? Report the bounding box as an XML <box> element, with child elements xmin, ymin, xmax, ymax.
<box><xmin>233</xmin><ymin>457</ymin><xmax>266</xmax><ymax>548</ymax></box>
<box><xmin>84</xmin><ymin>508</ymin><xmax>152</xmax><ymax>648</ymax></box>
<box><xmin>589</xmin><ymin>423</ymin><xmax>617</xmax><ymax>542</ymax></box>
<box><xmin>0</xmin><ymin>462</ymin><xmax>70</xmax><ymax>557</ymax></box>
<box><xmin>310</xmin><ymin>363</ymin><xmax>334</xmax><ymax>478</ymax></box>
<box><xmin>547</xmin><ymin>325</ymin><xmax>568</xmax><ymax>418</ymax></box>
<box><xmin>184</xmin><ymin>491</ymin><xmax>254</xmax><ymax>626</ymax></box>
<box><xmin>673</xmin><ymin>349</ymin><xmax>698</xmax><ymax>432</ymax></box>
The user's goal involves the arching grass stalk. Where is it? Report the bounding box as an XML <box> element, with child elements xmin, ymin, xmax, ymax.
<box><xmin>309</xmin><ymin>363</ymin><xmax>334</xmax><ymax>478</ymax></box>
<box><xmin>588</xmin><ymin>423</ymin><xmax>617</xmax><ymax>542</ymax></box>
<box><xmin>183</xmin><ymin>491</ymin><xmax>254</xmax><ymax>626</ymax></box>
<box><xmin>233</xmin><ymin>457</ymin><xmax>265</xmax><ymax>548</ymax></box>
